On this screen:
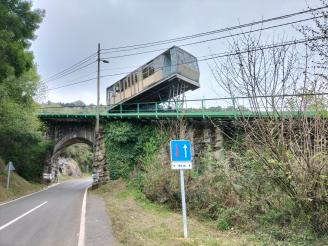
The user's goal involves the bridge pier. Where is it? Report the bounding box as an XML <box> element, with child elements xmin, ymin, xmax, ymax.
<box><xmin>92</xmin><ymin>131</ymin><xmax>109</xmax><ymax>187</ymax></box>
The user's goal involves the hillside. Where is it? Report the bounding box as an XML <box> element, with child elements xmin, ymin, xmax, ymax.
<box><xmin>0</xmin><ymin>161</ymin><xmax>45</xmax><ymax>202</ymax></box>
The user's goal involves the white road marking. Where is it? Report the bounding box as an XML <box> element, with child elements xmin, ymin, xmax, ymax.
<box><xmin>78</xmin><ymin>187</ymin><xmax>88</xmax><ymax>246</ymax></box>
<box><xmin>0</xmin><ymin>183</ymin><xmax>60</xmax><ymax>207</ymax></box>
<box><xmin>0</xmin><ymin>201</ymin><xmax>48</xmax><ymax>231</ymax></box>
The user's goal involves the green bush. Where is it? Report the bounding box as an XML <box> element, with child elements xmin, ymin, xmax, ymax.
<box><xmin>217</xmin><ymin>218</ymin><xmax>230</xmax><ymax>231</ymax></box>
<box><xmin>0</xmin><ymin>132</ymin><xmax>52</xmax><ymax>181</ymax></box>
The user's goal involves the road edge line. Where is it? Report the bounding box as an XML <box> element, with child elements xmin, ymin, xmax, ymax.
<box><xmin>0</xmin><ymin>183</ymin><xmax>61</xmax><ymax>207</ymax></box>
<box><xmin>78</xmin><ymin>187</ymin><xmax>88</xmax><ymax>246</ymax></box>
<box><xmin>0</xmin><ymin>201</ymin><xmax>48</xmax><ymax>231</ymax></box>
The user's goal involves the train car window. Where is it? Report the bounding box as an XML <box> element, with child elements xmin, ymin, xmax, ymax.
<box><xmin>108</xmin><ymin>87</ymin><xmax>115</xmax><ymax>98</ymax></box>
<box><xmin>135</xmin><ymin>74</ymin><xmax>138</xmax><ymax>83</ymax></box>
<box><xmin>149</xmin><ymin>65</ymin><xmax>154</xmax><ymax>76</ymax></box>
<box><xmin>142</xmin><ymin>63</ymin><xmax>155</xmax><ymax>79</ymax></box>
<box><xmin>176</xmin><ymin>50</ymin><xmax>198</xmax><ymax>70</ymax></box>
<box><xmin>128</xmin><ymin>77</ymin><xmax>130</xmax><ymax>87</ymax></box>
<box><xmin>142</xmin><ymin>66</ymin><xmax>149</xmax><ymax>79</ymax></box>
<box><xmin>120</xmin><ymin>80</ymin><xmax>124</xmax><ymax>92</ymax></box>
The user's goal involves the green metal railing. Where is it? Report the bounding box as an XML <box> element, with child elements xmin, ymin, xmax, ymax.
<box><xmin>37</xmin><ymin>94</ymin><xmax>328</xmax><ymax>119</ymax></box>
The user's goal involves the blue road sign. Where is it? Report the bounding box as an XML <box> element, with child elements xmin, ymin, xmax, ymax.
<box><xmin>170</xmin><ymin>140</ymin><xmax>192</xmax><ymax>162</ymax></box>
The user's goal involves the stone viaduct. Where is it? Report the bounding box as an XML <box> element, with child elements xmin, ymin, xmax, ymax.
<box><xmin>39</xmin><ymin>113</ymin><xmax>236</xmax><ymax>186</ymax></box>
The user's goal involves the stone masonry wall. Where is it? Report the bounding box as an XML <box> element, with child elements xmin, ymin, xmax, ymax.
<box><xmin>185</xmin><ymin>120</ymin><xmax>226</xmax><ymax>170</ymax></box>
<box><xmin>93</xmin><ymin>131</ymin><xmax>109</xmax><ymax>186</ymax></box>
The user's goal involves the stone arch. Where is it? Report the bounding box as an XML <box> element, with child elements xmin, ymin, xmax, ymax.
<box><xmin>51</xmin><ymin>137</ymin><xmax>94</xmax><ymax>164</ymax></box>
<box><xmin>41</xmin><ymin>118</ymin><xmax>109</xmax><ymax>185</ymax></box>
<box><xmin>53</xmin><ymin>135</ymin><xmax>94</xmax><ymax>156</ymax></box>
<box><xmin>46</xmin><ymin>136</ymin><xmax>94</xmax><ymax>180</ymax></box>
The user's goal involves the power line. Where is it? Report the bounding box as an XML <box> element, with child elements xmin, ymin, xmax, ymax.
<box><xmin>101</xmin><ymin>6</ymin><xmax>328</xmax><ymax>52</ymax></box>
<box><xmin>43</xmin><ymin>7</ymin><xmax>326</xmax><ymax>85</ymax></box>
<box><xmin>45</xmin><ymin>60</ymin><xmax>97</xmax><ymax>85</ymax></box>
<box><xmin>198</xmin><ymin>36</ymin><xmax>324</xmax><ymax>61</ymax></box>
<box><xmin>43</xmin><ymin>7</ymin><xmax>327</xmax><ymax>87</ymax></box>
<box><xmin>46</xmin><ymin>36</ymin><xmax>325</xmax><ymax>91</ymax></box>
<box><xmin>48</xmin><ymin>77</ymin><xmax>96</xmax><ymax>90</ymax></box>
<box><xmin>52</xmin><ymin>66</ymin><xmax>138</xmax><ymax>87</ymax></box>
<box><xmin>66</xmin><ymin>15</ymin><xmax>319</xmax><ymax>77</ymax></box>
<box><xmin>51</xmin><ymin>69</ymin><xmax>99</xmax><ymax>88</ymax></box>
<box><xmin>42</xmin><ymin>52</ymin><xmax>97</xmax><ymax>83</ymax></box>
<box><xmin>101</xmin><ymin>16</ymin><xmax>321</xmax><ymax>60</ymax></box>
<box><xmin>47</xmin><ymin>72</ymin><xmax>129</xmax><ymax>90</ymax></box>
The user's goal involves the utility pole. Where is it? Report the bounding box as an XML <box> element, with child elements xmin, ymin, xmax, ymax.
<box><xmin>93</xmin><ymin>43</ymin><xmax>109</xmax><ymax>187</ymax></box>
<box><xmin>95</xmin><ymin>43</ymin><xmax>108</xmax><ymax>133</ymax></box>
<box><xmin>96</xmin><ymin>43</ymin><xmax>100</xmax><ymax>134</ymax></box>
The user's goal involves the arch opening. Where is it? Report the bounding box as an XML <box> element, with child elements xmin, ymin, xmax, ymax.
<box><xmin>47</xmin><ymin>137</ymin><xmax>94</xmax><ymax>182</ymax></box>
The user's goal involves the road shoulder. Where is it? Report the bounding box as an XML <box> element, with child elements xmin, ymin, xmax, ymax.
<box><xmin>85</xmin><ymin>193</ymin><xmax>116</xmax><ymax>246</ymax></box>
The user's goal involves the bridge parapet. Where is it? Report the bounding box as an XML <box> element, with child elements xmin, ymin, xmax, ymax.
<box><xmin>38</xmin><ymin>96</ymin><xmax>320</xmax><ymax>120</ymax></box>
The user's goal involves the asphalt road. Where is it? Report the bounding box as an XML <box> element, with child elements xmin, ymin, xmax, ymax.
<box><xmin>0</xmin><ymin>178</ymin><xmax>108</xmax><ymax>246</ymax></box>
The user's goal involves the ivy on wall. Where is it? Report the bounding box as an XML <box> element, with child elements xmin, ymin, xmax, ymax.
<box><xmin>104</xmin><ymin>121</ymin><xmax>164</xmax><ymax>180</ymax></box>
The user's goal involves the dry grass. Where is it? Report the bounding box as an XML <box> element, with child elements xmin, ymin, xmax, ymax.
<box><xmin>0</xmin><ymin>172</ymin><xmax>45</xmax><ymax>202</ymax></box>
<box><xmin>93</xmin><ymin>180</ymin><xmax>261</xmax><ymax>246</ymax></box>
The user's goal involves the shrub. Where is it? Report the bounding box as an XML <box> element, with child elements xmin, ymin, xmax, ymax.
<box><xmin>104</xmin><ymin>121</ymin><xmax>164</xmax><ymax>180</ymax></box>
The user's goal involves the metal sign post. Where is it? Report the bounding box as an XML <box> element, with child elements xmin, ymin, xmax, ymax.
<box><xmin>6</xmin><ymin>161</ymin><xmax>15</xmax><ymax>190</ymax></box>
<box><xmin>170</xmin><ymin>140</ymin><xmax>192</xmax><ymax>238</ymax></box>
<box><xmin>179</xmin><ymin>169</ymin><xmax>188</xmax><ymax>238</ymax></box>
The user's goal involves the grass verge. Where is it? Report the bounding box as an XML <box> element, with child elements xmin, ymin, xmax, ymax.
<box><xmin>92</xmin><ymin>180</ymin><xmax>264</xmax><ymax>246</ymax></box>
<box><xmin>0</xmin><ymin>172</ymin><xmax>45</xmax><ymax>203</ymax></box>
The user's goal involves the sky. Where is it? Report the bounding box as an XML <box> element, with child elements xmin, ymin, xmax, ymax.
<box><xmin>30</xmin><ymin>0</ymin><xmax>323</xmax><ymax>105</ymax></box>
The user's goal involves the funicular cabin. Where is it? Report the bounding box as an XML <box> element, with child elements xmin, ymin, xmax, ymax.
<box><xmin>106</xmin><ymin>46</ymin><xmax>200</xmax><ymax>111</ymax></box>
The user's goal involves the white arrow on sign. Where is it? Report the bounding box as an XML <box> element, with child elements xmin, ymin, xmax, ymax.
<box><xmin>183</xmin><ymin>144</ymin><xmax>188</xmax><ymax>158</ymax></box>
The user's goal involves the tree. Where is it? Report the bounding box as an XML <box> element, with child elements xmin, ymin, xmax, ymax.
<box><xmin>300</xmin><ymin>1</ymin><xmax>328</xmax><ymax>86</ymax></box>
<box><xmin>212</xmin><ymin>25</ymin><xmax>328</xmax><ymax>235</ymax></box>
<box><xmin>0</xmin><ymin>1</ymin><xmax>47</xmax><ymax>181</ymax></box>
<box><xmin>0</xmin><ymin>0</ymin><xmax>44</xmax><ymax>80</ymax></box>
